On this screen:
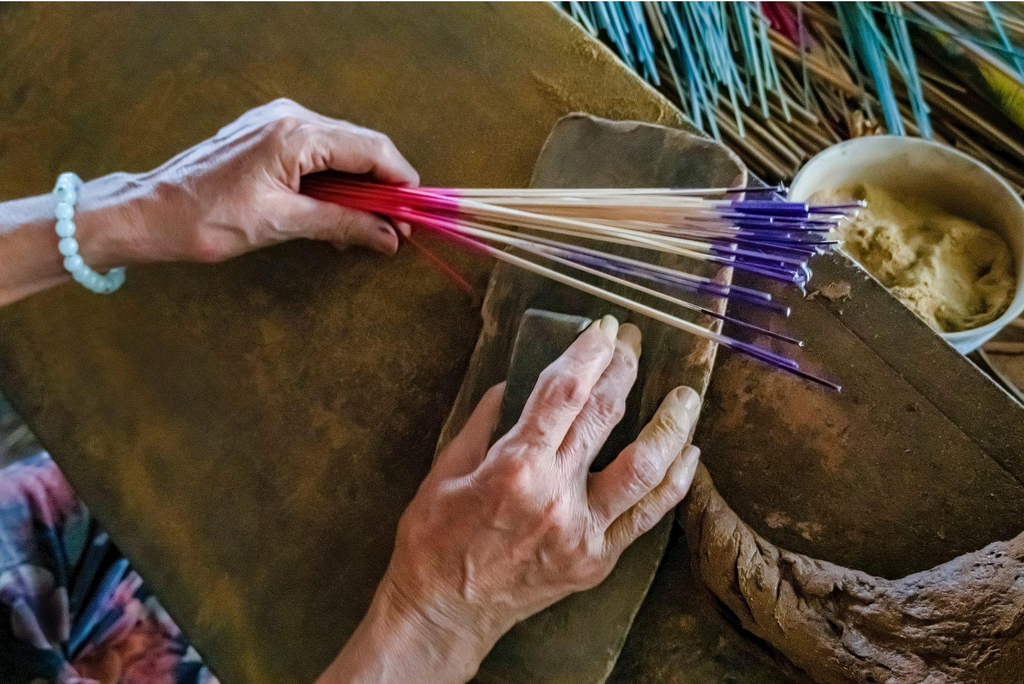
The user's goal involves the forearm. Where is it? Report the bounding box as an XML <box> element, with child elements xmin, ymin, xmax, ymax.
<box><xmin>315</xmin><ymin>577</ymin><xmax>498</xmax><ymax>684</ymax></box>
<box><xmin>0</xmin><ymin>173</ymin><xmax>145</xmax><ymax>307</ymax></box>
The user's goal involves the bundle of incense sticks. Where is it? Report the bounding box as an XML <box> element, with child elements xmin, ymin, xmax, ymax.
<box><xmin>302</xmin><ymin>173</ymin><xmax>859</xmax><ymax>390</ymax></box>
<box><xmin>559</xmin><ymin>2</ymin><xmax>1024</xmax><ymax>194</ymax></box>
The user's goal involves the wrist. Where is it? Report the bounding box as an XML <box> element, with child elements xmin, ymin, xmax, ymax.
<box><xmin>72</xmin><ymin>172</ymin><xmax>148</xmax><ymax>270</ymax></box>
<box><xmin>0</xmin><ymin>174</ymin><xmax>132</xmax><ymax>304</ymax></box>
<box><xmin>317</xmin><ymin>574</ymin><xmax>501</xmax><ymax>684</ymax></box>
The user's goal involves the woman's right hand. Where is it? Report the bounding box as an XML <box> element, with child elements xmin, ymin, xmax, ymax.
<box><xmin>321</xmin><ymin>315</ymin><xmax>702</xmax><ymax>684</ymax></box>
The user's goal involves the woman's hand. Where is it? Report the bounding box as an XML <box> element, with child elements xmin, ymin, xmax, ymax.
<box><xmin>94</xmin><ymin>98</ymin><xmax>419</xmax><ymax>266</ymax></box>
<box><xmin>0</xmin><ymin>99</ymin><xmax>418</xmax><ymax>305</ymax></box>
<box><xmin>320</xmin><ymin>316</ymin><xmax>702</xmax><ymax>684</ymax></box>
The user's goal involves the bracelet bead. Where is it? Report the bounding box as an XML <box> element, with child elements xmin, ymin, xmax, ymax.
<box><xmin>58</xmin><ymin>237</ymin><xmax>79</xmax><ymax>256</ymax></box>
<box><xmin>53</xmin><ymin>172</ymin><xmax>126</xmax><ymax>294</ymax></box>
<box><xmin>54</xmin><ymin>202</ymin><xmax>74</xmax><ymax>220</ymax></box>
<box><xmin>54</xmin><ymin>186</ymin><xmax>77</xmax><ymax>205</ymax></box>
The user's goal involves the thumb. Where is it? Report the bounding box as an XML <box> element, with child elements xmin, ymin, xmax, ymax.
<box><xmin>284</xmin><ymin>194</ymin><xmax>400</xmax><ymax>255</ymax></box>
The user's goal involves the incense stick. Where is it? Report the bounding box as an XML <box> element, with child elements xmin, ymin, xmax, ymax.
<box><xmin>301</xmin><ymin>174</ymin><xmax>847</xmax><ymax>390</ymax></box>
<box><xmin>557</xmin><ymin>2</ymin><xmax>1024</xmax><ymax>196</ymax></box>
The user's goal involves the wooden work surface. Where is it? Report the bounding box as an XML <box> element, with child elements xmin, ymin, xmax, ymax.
<box><xmin>2</xmin><ymin>4</ymin><xmax>1023</xmax><ymax>684</ymax></box>
<box><xmin>0</xmin><ymin>4</ymin><xmax>690</xmax><ymax>684</ymax></box>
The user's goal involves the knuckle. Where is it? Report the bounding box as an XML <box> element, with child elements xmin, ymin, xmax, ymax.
<box><xmin>394</xmin><ymin>507</ymin><xmax>417</xmax><ymax>539</ymax></box>
<box><xmin>503</xmin><ymin>421</ymin><xmax>545</xmax><ymax>453</ymax></box>
<box><xmin>653</xmin><ymin>411</ymin><xmax>688</xmax><ymax>442</ymax></box>
<box><xmin>626</xmin><ymin>451</ymin><xmax>664</xmax><ymax>492</ymax></box>
<box><xmin>542</xmin><ymin>499</ymin><xmax>576</xmax><ymax>533</ymax></box>
<box><xmin>330</xmin><ymin>208</ymin><xmax>358</xmax><ymax>236</ymax></box>
<box><xmin>367</xmin><ymin>131</ymin><xmax>399</xmax><ymax>158</ymax></box>
<box><xmin>612</xmin><ymin>398</ymin><xmax>627</xmax><ymax>422</ymax></box>
<box><xmin>582</xmin><ymin>560</ymin><xmax>612</xmax><ymax>588</ymax></box>
<box><xmin>539</xmin><ymin>369</ymin><xmax>589</xmax><ymax>410</ymax></box>
<box><xmin>583</xmin><ymin>532</ymin><xmax>608</xmax><ymax>564</ymax></box>
<box><xmin>633</xmin><ymin>503</ymin><xmax>663</xmax><ymax>534</ymax></box>
<box><xmin>594</xmin><ymin>394</ymin><xmax>626</xmax><ymax>424</ymax></box>
<box><xmin>369</xmin><ymin>129</ymin><xmax>392</xmax><ymax>146</ymax></box>
<box><xmin>569</xmin><ymin>542</ymin><xmax>610</xmax><ymax>588</ymax></box>
<box><xmin>395</xmin><ymin>503</ymin><xmax>436</xmax><ymax>549</ymax></box>
<box><xmin>361</xmin><ymin>128</ymin><xmax>390</xmax><ymax>145</ymax></box>
<box><xmin>496</xmin><ymin>459</ymin><xmax>535</xmax><ymax>498</ymax></box>
<box><xmin>268</xmin><ymin>114</ymin><xmax>303</xmax><ymax>137</ymax></box>
<box><xmin>568</xmin><ymin>561</ymin><xmax>599</xmax><ymax>588</ymax></box>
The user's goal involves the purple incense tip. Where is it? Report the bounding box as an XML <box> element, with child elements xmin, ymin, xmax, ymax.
<box><xmin>731</xmin><ymin>200</ymin><xmax>810</xmax><ymax>217</ymax></box>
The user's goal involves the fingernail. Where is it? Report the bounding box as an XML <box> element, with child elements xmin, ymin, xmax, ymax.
<box><xmin>681</xmin><ymin>444</ymin><xmax>700</xmax><ymax>467</ymax></box>
<box><xmin>671</xmin><ymin>386</ymin><xmax>701</xmax><ymax>426</ymax></box>
<box><xmin>375</xmin><ymin>226</ymin><xmax>399</xmax><ymax>255</ymax></box>
<box><xmin>672</xmin><ymin>445</ymin><xmax>700</xmax><ymax>489</ymax></box>
<box><xmin>617</xmin><ymin>323</ymin><xmax>642</xmax><ymax>358</ymax></box>
<box><xmin>599</xmin><ymin>314</ymin><xmax>618</xmax><ymax>342</ymax></box>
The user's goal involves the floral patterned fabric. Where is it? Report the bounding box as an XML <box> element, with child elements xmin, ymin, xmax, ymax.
<box><xmin>0</xmin><ymin>453</ymin><xmax>217</xmax><ymax>684</ymax></box>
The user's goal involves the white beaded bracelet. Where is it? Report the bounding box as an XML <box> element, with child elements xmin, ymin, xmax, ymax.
<box><xmin>54</xmin><ymin>172</ymin><xmax>126</xmax><ymax>294</ymax></box>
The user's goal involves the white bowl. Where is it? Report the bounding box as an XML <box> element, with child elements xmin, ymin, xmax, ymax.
<box><xmin>789</xmin><ymin>136</ymin><xmax>1024</xmax><ymax>354</ymax></box>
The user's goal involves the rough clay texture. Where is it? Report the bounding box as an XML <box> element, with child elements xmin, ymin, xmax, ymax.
<box><xmin>680</xmin><ymin>464</ymin><xmax>1024</xmax><ymax>684</ymax></box>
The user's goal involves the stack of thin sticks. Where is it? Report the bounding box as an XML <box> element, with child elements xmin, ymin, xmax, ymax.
<box><xmin>558</xmin><ymin>2</ymin><xmax>1024</xmax><ymax>193</ymax></box>
<box><xmin>302</xmin><ymin>173</ymin><xmax>858</xmax><ymax>390</ymax></box>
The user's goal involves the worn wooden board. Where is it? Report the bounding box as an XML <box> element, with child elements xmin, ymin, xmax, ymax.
<box><xmin>608</xmin><ymin>256</ymin><xmax>1024</xmax><ymax>684</ymax></box>
<box><xmin>0</xmin><ymin>5</ymin><xmax>696</xmax><ymax>684</ymax></box>
<box><xmin>434</xmin><ymin>115</ymin><xmax>745</xmax><ymax>684</ymax></box>
<box><xmin>701</xmin><ymin>257</ymin><xmax>1024</xmax><ymax>579</ymax></box>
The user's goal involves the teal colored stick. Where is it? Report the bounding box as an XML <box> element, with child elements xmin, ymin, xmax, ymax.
<box><xmin>722</xmin><ymin>3</ymin><xmax>751</xmax><ymax>106</ymax></box>
<box><xmin>869</xmin><ymin>4</ymin><xmax>1024</xmax><ymax>68</ymax></box>
<box><xmin>885</xmin><ymin>2</ymin><xmax>931</xmax><ymax>137</ymax></box>
<box><xmin>985</xmin><ymin>0</ymin><xmax>1024</xmax><ymax>81</ymax></box>
<box><xmin>672</xmin><ymin>1</ymin><xmax>719</xmax><ymax>138</ymax></box>
<box><xmin>797</xmin><ymin>1</ymin><xmax>812</xmax><ymax>107</ymax></box>
<box><xmin>840</xmin><ymin>3</ymin><xmax>904</xmax><ymax>135</ymax></box>
<box><xmin>855</xmin><ymin>2</ymin><xmax>902</xmax><ymax>68</ymax></box>
<box><xmin>835</xmin><ymin>1</ymin><xmax>875</xmax><ymax>120</ymax></box>
<box><xmin>568</xmin><ymin>1</ymin><xmax>596</xmax><ymax>35</ymax></box>
<box><xmin>663</xmin><ymin>2</ymin><xmax>705</xmax><ymax>131</ymax></box>
<box><xmin>627</xmin><ymin>1</ymin><xmax>659</xmax><ymax>84</ymax></box>
<box><xmin>755</xmin><ymin>6</ymin><xmax>791</xmax><ymax>121</ymax></box>
<box><xmin>738</xmin><ymin>2</ymin><xmax>769</xmax><ymax>118</ymax></box>
<box><xmin>608</xmin><ymin>2</ymin><xmax>636</xmax><ymax>69</ymax></box>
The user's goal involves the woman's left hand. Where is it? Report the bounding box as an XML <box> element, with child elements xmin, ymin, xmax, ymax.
<box><xmin>0</xmin><ymin>99</ymin><xmax>419</xmax><ymax>306</ymax></box>
<box><xmin>76</xmin><ymin>98</ymin><xmax>420</xmax><ymax>271</ymax></box>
